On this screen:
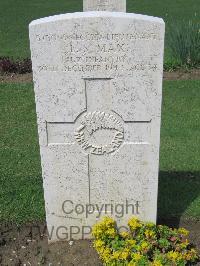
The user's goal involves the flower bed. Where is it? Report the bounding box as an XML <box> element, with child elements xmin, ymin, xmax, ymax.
<box><xmin>92</xmin><ymin>217</ymin><xmax>199</xmax><ymax>266</ymax></box>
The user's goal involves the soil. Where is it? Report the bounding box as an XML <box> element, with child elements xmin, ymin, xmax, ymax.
<box><xmin>0</xmin><ymin>219</ymin><xmax>200</xmax><ymax>266</ymax></box>
<box><xmin>0</xmin><ymin>69</ymin><xmax>200</xmax><ymax>83</ymax></box>
<box><xmin>0</xmin><ymin>222</ymin><xmax>102</xmax><ymax>266</ymax></box>
<box><xmin>0</xmin><ymin>73</ymin><xmax>33</xmax><ymax>84</ymax></box>
<box><xmin>163</xmin><ymin>69</ymin><xmax>200</xmax><ymax>80</ymax></box>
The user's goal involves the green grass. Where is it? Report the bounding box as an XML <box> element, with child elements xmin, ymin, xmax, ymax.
<box><xmin>0</xmin><ymin>80</ymin><xmax>200</xmax><ymax>224</ymax></box>
<box><xmin>159</xmin><ymin>80</ymin><xmax>200</xmax><ymax>218</ymax></box>
<box><xmin>160</xmin><ymin>81</ymin><xmax>200</xmax><ymax>172</ymax></box>
<box><xmin>0</xmin><ymin>83</ymin><xmax>45</xmax><ymax>223</ymax></box>
<box><xmin>0</xmin><ymin>0</ymin><xmax>199</xmax><ymax>59</ymax></box>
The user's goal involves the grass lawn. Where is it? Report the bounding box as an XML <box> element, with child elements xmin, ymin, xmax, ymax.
<box><xmin>0</xmin><ymin>80</ymin><xmax>200</xmax><ymax>224</ymax></box>
<box><xmin>159</xmin><ymin>80</ymin><xmax>200</xmax><ymax>219</ymax></box>
<box><xmin>0</xmin><ymin>0</ymin><xmax>199</xmax><ymax>59</ymax></box>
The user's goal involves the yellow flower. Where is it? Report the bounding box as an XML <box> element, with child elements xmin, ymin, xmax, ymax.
<box><xmin>112</xmin><ymin>248</ymin><xmax>130</xmax><ymax>261</ymax></box>
<box><xmin>136</xmin><ymin>241</ymin><xmax>150</xmax><ymax>252</ymax></box>
<box><xmin>120</xmin><ymin>231</ymin><xmax>130</xmax><ymax>238</ymax></box>
<box><xmin>128</xmin><ymin>263</ymin><xmax>137</xmax><ymax>266</ymax></box>
<box><xmin>182</xmin><ymin>248</ymin><xmax>198</xmax><ymax>261</ymax></box>
<box><xmin>121</xmin><ymin>248</ymin><xmax>130</xmax><ymax>260</ymax></box>
<box><xmin>107</xmin><ymin>227</ymin><xmax>117</xmax><ymax>238</ymax></box>
<box><xmin>167</xmin><ymin>251</ymin><xmax>183</xmax><ymax>262</ymax></box>
<box><xmin>132</xmin><ymin>252</ymin><xmax>142</xmax><ymax>261</ymax></box>
<box><xmin>92</xmin><ymin>226</ymin><xmax>103</xmax><ymax>239</ymax></box>
<box><xmin>94</xmin><ymin>239</ymin><xmax>105</xmax><ymax>249</ymax></box>
<box><xmin>141</xmin><ymin>241</ymin><xmax>150</xmax><ymax>251</ymax></box>
<box><xmin>100</xmin><ymin>247</ymin><xmax>112</xmax><ymax>263</ymax></box>
<box><xmin>145</xmin><ymin>229</ymin><xmax>155</xmax><ymax>238</ymax></box>
<box><xmin>112</xmin><ymin>251</ymin><xmax>121</xmax><ymax>260</ymax></box>
<box><xmin>120</xmin><ymin>251</ymin><xmax>129</xmax><ymax>260</ymax></box>
<box><xmin>178</xmin><ymin>227</ymin><xmax>189</xmax><ymax>236</ymax></box>
<box><xmin>125</xmin><ymin>239</ymin><xmax>136</xmax><ymax>248</ymax></box>
<box><xmin>128</xmin><ymin>217</ymin><xmax>142</xmax><ymax>231</ymax></box>
<box><xmin>179</xmin><ymin>239</ymin><xmax>189</xmax><ymax>249</ymax></box>
<box><xmin>152</xmin><ymin>260</ymin><xmax>163</xmax><ymax>266</ymax></box>
<box><xmin>96</xmin><ymin>246</ymin><xmax>104</xmax><ymax>255</ymax></box>
<box><xmin>146</xmin><ymin>222</ymin><xmax>155</xmax><ymax>228</ymax></box>
<box><xmin>102</xmin><ymin>216</ymin><xmax>115</xmax><ymax>228</ymax></box>
<box><xmin>92</xmin><ymin>216</ymin><xmax>117</xmax><ymax>239</ymax></box>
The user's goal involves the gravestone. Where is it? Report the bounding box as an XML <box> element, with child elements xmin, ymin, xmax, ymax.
<box><xmin>83</xmin><ymin>0</ymin><xmax>126</xmax><ymax>12</ymax></box>
<box><xmin>29</xmin><ymin>0</ymin><xmax>165</xmax><ymax>242</ymax></box>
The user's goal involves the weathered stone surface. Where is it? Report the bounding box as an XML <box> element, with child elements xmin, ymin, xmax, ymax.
<box><xmin>29</xmin><ymin>12</ymin><xmax>165</xmax><ymax>242</ymax></box>
<box><xmin>83</xmin><ymin>0</ymin><xmax>126</xmax><ymax>12</ymax></box>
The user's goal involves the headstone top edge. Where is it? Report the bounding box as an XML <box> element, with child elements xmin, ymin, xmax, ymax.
<box><xmin>83</xmin><ymin>0</ymin><xmax>126</xmax><ymax>12</ymax></box>
<box><xmin>29</xmin><ymin>12</ymin><xmax>164</xmax><ymax>28</ymax></box>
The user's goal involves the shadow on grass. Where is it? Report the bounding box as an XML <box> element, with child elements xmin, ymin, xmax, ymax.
<box><xmin>157</xmin><ymin>171</ymin><xmax>200</xmax><ymax>227</ymax></box>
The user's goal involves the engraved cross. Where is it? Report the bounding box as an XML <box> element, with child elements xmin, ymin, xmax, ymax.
<box><xmin>46</xmin><ymin>78</ymin><xmax>151</xmax><ymax>203</ymax></box>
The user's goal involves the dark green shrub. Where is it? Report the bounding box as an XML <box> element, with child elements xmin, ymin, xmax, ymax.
<box><xmin>0</xmin><ymin>57</ymin><xmax>32</xmax><ymax>74</ymax></box>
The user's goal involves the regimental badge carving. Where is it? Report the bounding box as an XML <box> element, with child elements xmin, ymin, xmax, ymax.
<box><xmin>75</xmin><ymin>111</ymin><xmax>124</xmax><ymax>155</ymax></box>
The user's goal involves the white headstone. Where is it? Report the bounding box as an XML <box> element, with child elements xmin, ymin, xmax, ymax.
<box><xmin>83</xmin><ymin>0</ymin><xmax>126</xmax><ymax>12</ymax></box>
<box><xmin>29</xmin><ymin>4</ymin><xmax>165</xmax><ymax>242</ymax></box>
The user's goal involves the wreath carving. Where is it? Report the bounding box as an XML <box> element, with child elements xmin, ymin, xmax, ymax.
<box><xmin>75</xmin><ymin>111</ymin><xmax>124</xmax><ymax>155</ymax></box>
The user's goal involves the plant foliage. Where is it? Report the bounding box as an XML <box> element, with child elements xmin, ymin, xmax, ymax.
<box><xmin>0</xmin><ymin>57</ymin><xmax>32</xmax><ymax>74</ymax></box>
<box><xmin>92</xmin><ymin>217</ymin><xmax>199</xmax><ymax>266</ymax></box>
<box><xmin>167</xmin><ymin>20</ymin><xmax>200</xmax><ymax>68</ymax></box>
